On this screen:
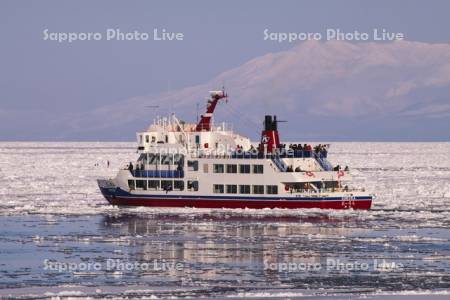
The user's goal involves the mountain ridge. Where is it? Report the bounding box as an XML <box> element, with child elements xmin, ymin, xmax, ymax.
<box><xmin>2</xmin><ymin>40</ymin><xmax>450</xmax><ymax>141</ymax></box>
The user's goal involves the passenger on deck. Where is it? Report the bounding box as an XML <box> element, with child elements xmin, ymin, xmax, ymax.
<box><xmin>344</xmin><ymin>166</ymin><xmax>349</xmax><ymax>171</ymax></box>
<box><xmin>320</xmin><ymin>146</ymin><xmax>328</xmax><ymax>157</ymax></box>
<box><xmin>333</xmin><ymin>165</ymin><xmax>340</xmax><ymax>171</ymax></box>
<box><xmin>295</xmin><ymin>166</ymin><xmax>302</xmax><ymax>172</ymax></box>
<box><xmin>128</xmin><ymin>162</ymin><xmax>134</xmax><ymax>172</ymax></box>
<box><xmin>164</xmin><ymin>184</ymin><xmax>172</xmax><ymax>194</ymax></box>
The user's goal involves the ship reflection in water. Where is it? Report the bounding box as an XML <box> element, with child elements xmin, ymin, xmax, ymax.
<box><xmin>99</xmin><ymin>212</ymin><xmax>372</xmax><ymax>288</ymax></box>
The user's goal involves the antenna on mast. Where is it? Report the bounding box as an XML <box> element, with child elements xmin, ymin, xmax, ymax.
<box><xmin>222</xmin><ymin>84</ymin><xmax>228</xmax><ymax>103</ymax></box>
<box><xmin>196</xmin><ymin>103</ymin><xmax>199</xmax><ymax>123</ymax></box>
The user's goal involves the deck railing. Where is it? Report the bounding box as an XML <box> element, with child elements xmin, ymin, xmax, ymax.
<box><xmin>197</xmin><ymin>150</ymin><xmax>333</xmax><ymax>172</ymax></box>
<box><xmin>199</xmin><ymin>150</ymin><xmax>316</xmax><ymax>159</ymax></box>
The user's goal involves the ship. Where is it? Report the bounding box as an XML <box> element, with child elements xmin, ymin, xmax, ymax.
<box><xmin>97</xmin><ymin>90</ymin><xmax>374</xmax><ymax>210</ymax></box>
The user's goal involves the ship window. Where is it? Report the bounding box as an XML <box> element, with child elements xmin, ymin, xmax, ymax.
<box><xmin>253</xmin><ymin>185</ymin><xmax>264</xmax><ymax>194</ymax></box>
<box><xmin>161</xmin><ymin>180</ymin><xmax>173</xmax><ymax>191</ymax></box>
<box><xmin>239</xmin><ymin>164</ymin><xmax>250</xmax><ymax>174</ymax></box>
<box><xmin>324</xmin><ymin>181</ymin><xmax>339</xmax><ymax>189</ymax></box>
<box><xmin>253</xmin><ymin>165</ymin><xmax>264</xmax><ymax>174</ymax></box>
<box><xmin>188</xmin><ymin>160</ymin><xmax>198</xmax><ymax>171</ymax></box>
<box><xmin>138</xmin><ymin>153</ymin><xmax>147</xmax><ymax>164</ymax></box>
<box><xmin>226</xmin><ymin>164</ymin><xmax>237</xmax><ymax>173</ymax></box>
<box><xmin>174</xmin><ymin>180</ymin><xmax>184</xmax><ymax>191</ymax></box>
<box><xmin>195</xmin><ymin>135</ymin><xmax>200</xmax><ymax>144</ymax></box>
<box><xmin>128</xmin><ymin>180</ymin><xmax>135</xmax><ymax>190</ymax></box>
<box><xmin>136</xmin><ymin>180</ymin><xmax>147</xmax><ymax>190</ymax></box>
<box><xmin>174</xmin><ymin>154</ymin><xmax>184</xmax><ymax>165</ymax></box>
<box><xmin>239</xmin><ymin>185</ymin><xmax>250</xmax><ymax>194</ymax></box>
<box><xmin>145</xmin><ymin>135</ymin><xmax>149</xmax><ymax>143</ymax></box>
<box><xmin>187</xmin><ymin>180</ymin><xmax>198</xmax><ymax>191</ymax></box>
<box><xmin>213</xmin><ymin>184</ymin><xmax>224</xmax><ymax>194</ymax></box>
<box><xmin>165</xmin><ymin>135</ymin><xmax>169</xmax><ymax>143</ymax></box>
<box><xmin>226</xmin><ymin>184</ymin><xmax>237</xmax><ymax>194</ymax></box>
<box><xmin>148</xmin><ymin>180</ymin><xmax>160</xmax><ymax>190</ymax></box>
<box><xmin>213</xmin><ymin>164</ymin><xmax>224</xmax><ymax>173</ymax></box>
<box><xmin>161</xmin><ymin>154</ymin><xmax>173</xmax><ymax>165</ymax></box>
<box><xmin>203</xmin><ymin>164</ymin><xmax>208</xmax><ymax>173</ymax></box>
<box><xmin>266</xmin><ymin>185</ymin><xmax>278</xmax><ymax>194</ymax></box>
<box><xmin>151</xmin><ymin>136</ymin><xmax>156</xmax><ymax>143</ymax></box>
<box><xmin>139</xmin><ymin>135</ymin><xmax>143</xmax><ymax>143</ymax></box>
<box><xmin>148</xmin><ymin>153</ymin><xmax>160</xmax><ymax>165</ymax></box>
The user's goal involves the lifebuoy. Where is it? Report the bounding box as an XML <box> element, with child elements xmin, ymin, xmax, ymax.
<box><xmin>337</xmin><ymin>170</ymin><xmax>345</xmax><ymax>179</ymax></box>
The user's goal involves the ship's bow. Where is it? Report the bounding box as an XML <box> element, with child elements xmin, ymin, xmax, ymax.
<box><xmin>97</xmin><ymin>179</ymin><xmax>118</xmax><ymax>204</ymax></box>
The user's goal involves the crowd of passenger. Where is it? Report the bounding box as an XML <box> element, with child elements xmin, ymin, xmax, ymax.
<box><xmin>279</xmin><ymin>144</ymin><xmax>328</xmax><ymax>157</ymax></box>
<box><xmin>232</xmin><ymin>143</ymin><xmax>352</xmax><ymax>173</ymax></box>
<box><xmin>234</xmin><ymin>143</ymin><xmax>328</xmax><ymax>156</ymax></box>
<box><xmin>284</xmin><ymin>143</ymin><xmax>312</xmax><ymax>152</ymax></box>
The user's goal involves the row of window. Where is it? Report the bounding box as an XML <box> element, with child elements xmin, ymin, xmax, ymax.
<box><xmin>128</xmin><ymin>180</ymin><xmax>278</xmax><ymax>195</ymax></box>
<box><xmin>140</xmin><ymin>134</ymin><xmax>168</xmax><ymax>144</ymax></box>
<box><xmin>128</xmin><ymin>179</ymin><xmax>198</xmax><ymax>191</ymax></box>
<box><xmin>212</xmin><ymin>164</ymin><xmax>264</xmax><ymax>174</ymax></box>
<box><xmin>134</xmin><ymin>156</ymin><xmax>265</xmax><ymax>175</ymax></box>
<box><xmin>213</xmin><ymin>184</ymin><xmax>278</xmax><ymax>195</ymax></box>
<box><xmin>138</xmin><ymin>153</ymin><xmax>184</xmax><ymax>165</ymax></box>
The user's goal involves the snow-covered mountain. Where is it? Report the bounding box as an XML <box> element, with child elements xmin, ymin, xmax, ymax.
<box><xmin>5</xmin><ymin>40</ymin><xmax>450</xmax><ymax>140</ymax></box>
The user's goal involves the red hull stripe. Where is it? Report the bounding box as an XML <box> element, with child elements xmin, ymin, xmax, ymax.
<box><xmin>105</xmin><ymin>196</ymin><xmax>372</xmax><ymax>210</ymax></box>
<box><xmin>100</xmin><ymin>187</ymin><xmax>370</xmax><ymax>201</ymax></box>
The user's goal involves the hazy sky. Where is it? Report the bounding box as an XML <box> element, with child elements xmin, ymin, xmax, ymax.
<box><xmin>1</xmin><ymin>0</ymin><xmax>450</xmax><ymax>140</ymax></box>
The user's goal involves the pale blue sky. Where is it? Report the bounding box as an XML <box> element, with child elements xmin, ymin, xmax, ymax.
<box><xmin>1</xmin><ymin>0</ymin><xmax>450</xmax><ymax>140</ymax></box>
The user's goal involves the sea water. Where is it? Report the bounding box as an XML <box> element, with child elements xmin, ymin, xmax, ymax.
<box><xmin>0</xmin><ymin>142</ymin><xmax>449</xmax><ymax>299</ymax></box>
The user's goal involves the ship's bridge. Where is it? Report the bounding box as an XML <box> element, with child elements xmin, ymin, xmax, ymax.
<box><xmin>136</xmin><ymin>114</ymin><xmax>251</xmax><ymax>153</ymax></box>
